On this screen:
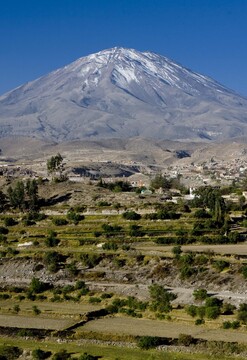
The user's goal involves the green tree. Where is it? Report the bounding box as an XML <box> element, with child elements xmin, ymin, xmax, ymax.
<box><xmin>25</xmin><ymin>179</ymin><xmax>39</xmax><ymax>210</ymax></box>
<box><xmin>7</xmin><ymin>181</ymin><xmax>25</xmax><ymax>210</ymax></box>
<box><xmin>7</xmin><ymin>180</ymin><xmax>39</xmax><ymax>211</ymax></box>
<box><xmin>29</xmin><ymin>277</ymin><xmax>46</xmax><ymax>293</ymax></box>
<box><xmin>150</xmin><ymin>174</ymin><xmax>171</xmax><ymax>190</ymax></box>
<box><xmin>192</xmin><ymin>186</ymin><xmax>225</xmax><ymax>220</ymax></box>
<box><xmin>205</xmin><ymin>306</ymin><xmax>221</xmax><ymax>319</ymax></box>
<box><xmin>149</xmin><ymin>284</ymin><xmax>176</xmax><ymax>313</ymax></box>
<box><xmin>47</xmin><ymin>153</ymin><xmax>65</xmax><ymax>181</ymax></box>
<box><xmin>196</xmin><ymin>306</ymin><xmax>206</xmax><ymax>319</ymax></box>
<box><xmin>44</xmin><ymin>251</ymin><xmax>63</xmax><ymax>272</ymax></box>
<box><xmin>0</xmin><ymin>190</ymin><xmax>6</xmax><ymax>212</ymax></box>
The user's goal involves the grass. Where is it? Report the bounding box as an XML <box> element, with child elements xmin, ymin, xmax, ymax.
<box><xmin>0</xmin><ymin>336</ymin><xmax>245</xmax><ymax>360</ymax></box>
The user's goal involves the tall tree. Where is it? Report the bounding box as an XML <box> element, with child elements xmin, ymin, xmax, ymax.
<box><xmin>7</xmin><ymin>181</ymin><xmax>25</xmax><ymax>210</ymax></box>
<box><xmin>7</xmin><ymin>180</ymin><xmax>39</xmax><ymax>211</ymax></box>
<box><xmin>47</xmin><ymin>153</ymin><xmax>65</xmax><ymax>181</ymax></box>
<box><xmin>26</xmin><ymin>179</ymin><xmax>39</xmax><ymax>210</ymax></box>
<box><xmin>0</xmin><ymin>190</ymin><xmax>6</xmax><ymax>212</ymax></box>
<box><xmin>150</xmin><ymin>174</ymin><xmax>171</xmax><ymax>190</ymax></box>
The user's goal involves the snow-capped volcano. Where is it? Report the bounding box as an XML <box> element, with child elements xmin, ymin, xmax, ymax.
<box><xmin>0</xmin><ymin>47</ymin><xmax>247</xmax><ymax>142</ymax></box>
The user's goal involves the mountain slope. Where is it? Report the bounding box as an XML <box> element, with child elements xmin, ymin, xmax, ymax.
<box><xmin>0</xmin><ymin>47</ymin><xmax>247</xmax><ymax>142</ymax></box>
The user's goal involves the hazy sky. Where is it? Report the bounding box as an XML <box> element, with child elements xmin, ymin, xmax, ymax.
<box><xmin>1</xmin><ymin>0</ymin><xmax>247</xmax><ymax>96</ymax></box>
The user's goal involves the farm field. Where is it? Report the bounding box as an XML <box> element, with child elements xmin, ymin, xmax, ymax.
<box><xmin>136</xmin><ymin>243</ymin><xmax>247</xmax><ymax>256</ymax></box>
<box><xmin>0</xmin><ymin>313</ymin><xmax>73</xmax><ymax>330</ymax></box>
<box><xmin>81</xmin><ymin>316</ymin><xmax>247</xmax><ymax>343</ymax></box>
<box><xmin>1</xmin><ymin>173</ymin><xmax>247</xmax><ymax>358</ymax></box>
<box><xmin>0</xmin><ymin>299</ymin><xmax>102</xmax><ymax>316</ymax></box>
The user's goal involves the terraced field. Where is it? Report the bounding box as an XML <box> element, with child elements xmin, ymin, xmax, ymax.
<box><xmin>0</xmin><ymin>179</ymin><xmax>247</xmax><ymax>358</ymax></box>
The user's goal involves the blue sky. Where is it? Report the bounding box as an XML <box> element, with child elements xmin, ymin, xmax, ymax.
<box><xmin>1</xmin><ymin>0</ymin><xmax>247</xmax><ymax>96</ymax></box>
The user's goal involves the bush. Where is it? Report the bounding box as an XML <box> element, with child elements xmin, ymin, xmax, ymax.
<box><xmin>237</xmin><ymin>304</ymin><xmax>247</xmax><ymax>324</ymax></box>
<box><xmin>27</xmin><ymin>211</ymin><xmax>46</xmax><ymax>222</ymax></box>
<box><xmin>155</xmin><ymin>237</ymin><xmax>174</xmax><ymax>245</ymax></box>
<box><xmin>13</xmin><ymin>304</ymin><xmax>20</xmax><ymax>313</ymax></box>
<box><xmin>101</xmin><ymin>292</ymin><xmax>113</xmax><ymax>299</ymax></box>
<box><xmin>97</xmin><ymin>201</ymin><xmax>111</xmax><ymax>207</ymax></box>
<box><xmin>241</xmin><ymin>265</ymin><xmax>247</xmax><ymax>278</ymax></box>
<box><xmin>193</xmin><ymin>288</ymin><xmax>208</xmax><ymax>301</ymax></box>
<box><xmin>32</xmin><ymin>348</ymin><xmax>52</xmax><ymax>360</ymax></box>
<box><xmin>4</xmin><ymin>217</ymin><xmax>17</xmax><ymax>226</ymax></box>
<box><xmin>194</xmin><ymin>209</ymin><xmax>211</xmax><ymax>218</ymax></box>
<box><xmin>66</xmin><ymin>261</ymin><xmax>79</xmax><ymax>276</ymax></box>
<box><xmin>33</xmin><ymin>305</ymin><xmax>41</xmax><ymax>315</ymax></box>
<box><xmin>196</xmin><ymin>306</ymin><xmax>206</xmax><ymax>319</ymax></box>
<box><xmin>78</xmin><ymin>354</ymin><xmax>98</xmax><ymax>360</ymax></box>
<box><xmin>17</xmin><ymin>329</ymin><xmax>34</xmax><ymax>337</ymax></box>
<box><xmin>0</xmin><ymin>293</ymin><xmax>10</xmax><ymax>300</ymax></box>
<box><xmin>29</xmin><ymin>277</ymin><xmax>47</xmax><ymax>293</ymax></box>
<box><xmin>89</xmin><ymin>297</ymin><xmax>101</xmax><ymax>304</ymax></box>
<box><xmin>101</xmin><ymin>223</ymin><xmax>122</xmax><ymax>234</ymax></box>
<box><xmin>45</xmin><ymin>230</ymin><xmax>60</xmax><ymax>247</ymax></box>
<box><xmin>180</xmin><ymin>264</ymin><xmax>195</xmax><ymax>279</ymax></box>
<box><xmin>44</xmin><ymin>251</ymin><xmax>63</xmax><ymax>273</ymax></box>
<box><xmin>205</xmin><ymin>306</ymin><xmax>221</xmax><ymax>319</ymax></box>
<box><xmin>222</xmin><ymin>320</ymin><xmax>240</xmax><ymax>329</ymax></box>
<box><xmin>122</xmin><ymin>211</ymin><xmax>141</xmax><ymax>220</ymax></box>
<box><xmin>0</xmin><ymin>234</ymin><xmax>7</xmax><ymax>244</ymax></box>
<box><xmin>0</xmin><ymin>226</ymin><xmax>8</xmax><ymax>235</ymax></box>
<box><xmin>137</xmin><ymin>336</ymin><xmax>161</xmax><ymax>349</ymax></box>
<box><xmin>222</xmin><ymin>303</ymin><xmax>236</xmax><ymax>315</ymax></box>
<box><xmin>186</xmin><ymin>305</ymin><xmax>197</xmax><ymax>317</ymax></box>
<box><xmin>231</xmin><ymin>320</ymin><xmax>240</xmax><ymax>329</ymax></box>
<box><xmin>212</xmin><ymin>260</ymin><xmax>229</xmax><ymax>272</ymax></box>
<box><xmin>0</xmin><ymin>345</ymin><xmax>22</xmax><ymax>359</ymax></box>
<box><xmin>205</xmin><ymin>297</ymin><xmax>222</xmax><ymax>308</ymax></box>
<box><xmin>80</xmin><ymin>253</ymin><xmax>101</xmax><ymax>268</ymax></box>
<box><xmin>172</xmin><ymin>245</ymin><xmax>182</xmax><ymax>259</ymax></box>
<box><xmin>222</xmin><ymin>321</ymin><xmax>231</xmax><ymax>329</ymax></box>
<box><xmin>102</xmin><ymin>242</ymin><xmax>118</xmax><ymax>251</ymax></box>
<box><xmin>67</xmin><ymin>210</ymin><xmax>84</xmax><ymax>224</ymax></box>
<box><xmin>98</xmin><ymin>180</ymin><xmax>132</xmax><ymax>192</ymax></box>
<box><xmin>129</xmin><ymin>224</ymin><xmax>143</xmax><ymax>237</ymax></box>
<box><xmin>52</xmin><ymin>218</ymin><xmax>68</xmax><ymax>226</ymax></box>
<box><xmin>52</xmin><ymin>349</ymin><xmax>71</xmax><ymax>360</ymax></box>
<box><xmin>178</xmin><ymin>333</ymin><xmax>194</xmax><ymax>346</ymax></box>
